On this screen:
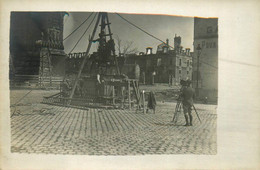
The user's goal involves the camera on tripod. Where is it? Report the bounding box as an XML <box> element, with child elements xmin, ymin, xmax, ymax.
<box><xmin>171</xmin><ymin>79</ymin><xmax>201</xmax><ymax>124</ymax></box>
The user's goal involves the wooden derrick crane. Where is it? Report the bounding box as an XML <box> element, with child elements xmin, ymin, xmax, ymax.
<box><xmin>43</xmin><ymin>12</ymin><xmax>145</xmax><ymax>111</ymax></box>
<box><xmin>68</xmin><ymin>12</ymin><xmax>119</xmax><ymax>100</ymax></box>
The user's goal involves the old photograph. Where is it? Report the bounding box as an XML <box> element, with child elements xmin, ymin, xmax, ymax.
<box><xmin>9</xmin><ymin>12</ymin><xmax>218</xmax><ymax>155</ymax></box>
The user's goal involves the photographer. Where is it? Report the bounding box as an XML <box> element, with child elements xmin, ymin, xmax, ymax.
<box><xmin>180</xmin><ymin>80</ymin><xmax>195</xmax><ymax>126</ymax></box>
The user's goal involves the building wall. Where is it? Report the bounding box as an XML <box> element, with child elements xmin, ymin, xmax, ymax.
<box><xmin>65</xmin><ymin>49</ymin><xmax>193</xmax><ymax>85</ymax></box>
<box><xmin>174</xmin><ymin>53</ymin><xmax>192</xmax><ymax>84</ymax></box>
<box><xmin>125</xmin><ymin>50</ymin><xmax>192</xmax><ymax>85</ymax></box>
<box><xmin>10</xmin><ymin>12</ymin><xmax>66</xmax><ymax>77</ymax></box>
<box><xmin>192</xmin><ymin>17</ymin><xmax>218</xmax><ymax>102</ymax></box>
<box><xmin>10</xmin><ymin>12</ymin><xmax>42</xmax><ymax>75</ymax></box>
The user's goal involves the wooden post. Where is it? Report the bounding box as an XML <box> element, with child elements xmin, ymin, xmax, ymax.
<box><xmin>136</xmin><ymin>81</ymin><xmax>141</xmax><ymax>108</ymax></box>
<box><xmin>132</xmin><ymin>80</ymin><xmax>140</xmax><ymax>108</ymax></box>
<box><xmin>47</xmin><ymin>47</ymin><xmax>52</xmax><ymax>87</ymax></box>
<box><xmin>142</xmin><ymin>90</ymin><xmax>145</xmax><ymax>114</ymax></box>
<box><xmin>143</xmin><ymin>72</ymin><xmax>145</xmax><ymax>84</ymax></box>
<box><xmin>112</xmin><ymin>86</ymin><xmax>115</xmax><ymax>105</ymax></box>
<box><xmin>121</xmin><ymin>86</ymin><xmax>124</xmax><ymax>108</ymax></box>
<box><xmin>112</xmin><ymin>80</ymin><xmax>115</xmax><ymax>105</ymax></box>
<box><xmin>59</xmin><ymin>81</ymin><xmax>61</xmax><ymax>103</ymax></box>
<box><xmin>128</xmin><ymin>80</ymin><xmax>131</xmax><ymax>110</ymax></box>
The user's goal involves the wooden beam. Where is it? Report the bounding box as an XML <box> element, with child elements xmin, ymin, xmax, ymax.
<box><xmin>128</xmin><ymin>80</ymin><xmax>131</xmax><ymax>110</ymax></box>
<box><xmin>132</xmin><ymin>80</ymin><xmax>141</xmax><ymax>108</ymax></box>
<box><xmin>142</xmin><ymin>90</ymin><xmax>145</xmax><ymax>114</ymax></box>
<box><xmin>105</xmin><ymin>13</ymin><xmax>120</xmax><ymax>75</ymax></box>
<box><xmin>112</xmin><ymin>80</ymin><xmax>115</xmax><ymax>105</ymax></box>
<box><xmin>69</xmin><ymin>13</ymin><xmax>101</xmax><ymax>101</ymax></box>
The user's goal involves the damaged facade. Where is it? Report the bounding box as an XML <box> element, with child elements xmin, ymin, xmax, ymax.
<box><xmin>10</xmin><ymin>12</ymin><xmax>67</xmax><ymax>86</ymax></box>
<box><xmin>125</xmin><ymin>36</ymin><xmax>193</xmax><ymax>85</ymax></box>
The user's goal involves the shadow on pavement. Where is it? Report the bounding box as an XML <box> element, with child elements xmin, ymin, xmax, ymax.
<box><xmin>153</xmin><ymin>122</ymin><xmax>184</xmax><ymax>127</ymax></box>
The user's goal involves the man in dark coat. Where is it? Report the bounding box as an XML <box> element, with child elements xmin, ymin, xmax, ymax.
<box><xmin>146</xmin><ymin>91</ymin><xmax>156</xmax><ymax>114</ymax></box>
<box><xmin>181</xmin><ymin>80</ymin><xmax>195</xmax><ymax>126</ymax></box>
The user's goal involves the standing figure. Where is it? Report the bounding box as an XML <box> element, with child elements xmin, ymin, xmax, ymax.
<box><xmin>96</xmin><ymin>73</ymin><xmax>103</xmax><ymax>97</ymax></box>
<box><xmin>62</xmin><ymin>78</ymin><xmax>71</xmax><ymax>97</ymax></box>
<box><xmin>146</xmin><ymin>91</ymin><xmax>156</xmax><ymax>114</ymax></box>
<box><xmin>181</xmin><ymin>80</ymin><xmax>195</xmax><ymax>126</ymax></box>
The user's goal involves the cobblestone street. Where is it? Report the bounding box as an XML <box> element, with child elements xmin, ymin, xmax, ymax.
<box><xmin>10</xmin><ymin>90</ymin><xmax>217</xmax><ymax>155</ymax></box>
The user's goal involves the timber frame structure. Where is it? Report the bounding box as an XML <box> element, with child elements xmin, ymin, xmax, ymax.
<box><xmin>43</xmin><ymin>12</ymin><xmax>145</xmax><ymax>111</ymax></box>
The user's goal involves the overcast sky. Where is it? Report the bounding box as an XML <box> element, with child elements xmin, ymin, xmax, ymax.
<box><xmin>63</xmin><ymin>12</ymin><xmax>194</xmax><ymax>54</ymax></box>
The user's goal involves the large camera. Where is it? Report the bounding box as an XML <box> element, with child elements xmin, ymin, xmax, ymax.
<box><xmin>180</xmin><ymin>80</ymin><xmax>186</xmax><ymax>86</ymax></box>
<box><xmin>180</xmin><ymin>79</ymin><xmax>191</xmax><ymax>87</ymax></box>
<box><xmin>177</xmin><ymin>80</ymin><xmax>191</xmax><ymax>101</ymax></box>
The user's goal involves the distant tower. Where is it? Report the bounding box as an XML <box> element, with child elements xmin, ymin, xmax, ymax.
<box><xmin>174</xmin><ymin>34</ymin><xmax>181</xmax><ymax>51</ymax></box>
<box><xmin>166</xmin><ymin>38</ymin><xmax>169</xmax><ymax>47</ymax></box>
<box><xmin>163</xmin><ymin>38</ymin><xmax>169</xmax><ymax>53</ymax></box>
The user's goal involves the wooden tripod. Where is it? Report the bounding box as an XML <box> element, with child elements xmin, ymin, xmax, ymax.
<box><xmin>171</xmin><ymin>101</ymin><xmax>201</xmax><ymax>124</ymax></box>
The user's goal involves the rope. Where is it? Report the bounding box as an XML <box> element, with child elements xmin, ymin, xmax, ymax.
<box><xmin>13</xmin><ymin>90</ymin><xmax>33</xmax><ymax>106</ymax></box>
<box><xmin>68</xmin><ymin>13</ymin><xmax>97</xmax><ymax>54</ymax></box>
<box><xmin>195</xmin><ymin>58</ymin><xmax>218</xmax><ymax>69</ymax></box>
<box><xmin>11</xmin><ymin>89</ymin><xmax>33</xmax><ymax>117</ymax></box>
<box><xmin>63</xmin><ymin>12</ymin><xmax>94</xmax><ymax>41</ymax></box>
<box><xmin>116</xmin><ymin>13</ymin><xmax>171</xmax><ymax>47</ymax></box>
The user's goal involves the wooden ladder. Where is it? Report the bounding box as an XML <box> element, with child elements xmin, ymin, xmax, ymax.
<box><xmin>126</xmin><ymin>79</ymin><xmax>146</xmax><ymax>112</ymax></box>
<box><xmin>39</xmin><ymin>47</ymin><xmax>52</xmax><ymax>88</ymax></box>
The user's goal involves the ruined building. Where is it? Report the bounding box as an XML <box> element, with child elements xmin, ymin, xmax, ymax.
<box><xmin>125</xmin><ymin>35</ymin><xmax>192</xmax><ymax>85</ymax></box>
<box><xmin>10</xmin><ymin>12</ymin><xmax>67</xmax><ymax>86</ymax></box>
<box><xmin>192</xmin><ymin>17</ymin><xmax>218</xmax><ymax>102</ymax></box>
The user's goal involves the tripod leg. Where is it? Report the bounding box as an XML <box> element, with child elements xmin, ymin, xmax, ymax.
<box><xmin>171</xmin><ymin>102</ymin><xmax>178</xmax><ymax>121</ymax></box>
<box><xmin>192</xmin><ymin>104</ymin><xmax>201</xmax><ymax>123</ymax></box>
<box><xmin>174</xmin><ymin>102</ymin><xmax>182</xmax><ymax>124</ymax></box>
<box><xmin>174</xmin><ymin>102</ymin><xmax>181</xmax><ymax>123</ymax></box>
<box><xmin>172</xmin><ymin>102</ymin><xmax>180</xmax><ymax>122</ymax></box>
